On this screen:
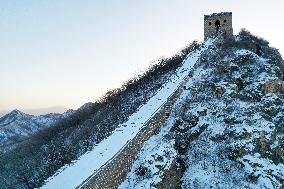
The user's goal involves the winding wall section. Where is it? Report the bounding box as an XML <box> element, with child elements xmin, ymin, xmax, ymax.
<box><xmin>78</xmin><ymin>38</ymin><xmax>215</xmax><ymax>189</ymax></box>
<box><xmin>78</xmin><ymin>76</ymin><xmax>190</xmax><ymax>189</ymax></box>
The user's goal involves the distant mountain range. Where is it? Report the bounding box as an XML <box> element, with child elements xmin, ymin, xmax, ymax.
<box><xmin>0</xmin><ymin>106</ymin><xmax>69</xmax><ymax>117</ymax></box>
<box><xmin>0</xmin><ymin>109</ymin><xmax>74</xmax><ymax>153</ymax></box>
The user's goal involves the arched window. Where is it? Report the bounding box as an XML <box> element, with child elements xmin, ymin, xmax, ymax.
<box><xmin>215</xmin><ymin>20</ymin><xmax>221</xmax><ymax>27</ymax></box>
<box><xmin>215</xmin><ymin>20</ymin><xmax>221</xmax><ymax>33</ymax></box>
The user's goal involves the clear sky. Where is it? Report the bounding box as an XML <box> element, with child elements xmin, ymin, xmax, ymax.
<box><xmin>0</xmin><ymin>0</ymin><xmax>283</xmax><ymax>113</ymax></box>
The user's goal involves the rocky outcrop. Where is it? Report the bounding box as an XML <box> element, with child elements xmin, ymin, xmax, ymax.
<box><xmin>155</xmin><ymin>158</ymin><xmax>182</xmax><ymax>189</ymax></box>
<box><xmin>261</xmin><ymin>79</ymin><xmax>284</xmax><ymax>94</ymax></box>
<box><xmin>80</xmin><ymin>75</ymin><xmax>191</xmax><ymax>189</ymax></box>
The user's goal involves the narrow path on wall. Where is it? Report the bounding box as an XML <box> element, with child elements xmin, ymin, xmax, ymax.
<box><xmin>41</xmin><ymin>38</ymin><xmax>215</xmax><ymax>189</ymax></box>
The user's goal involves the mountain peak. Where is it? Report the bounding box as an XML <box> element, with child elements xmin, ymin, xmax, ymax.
<box><xmin>10</xmin><ymin>109</ymin><xmax>25</xmax><ymax>115</ymax></box>
<box><xmin>0</xmin><ymin>109</ymin><xmax>27</xmax><ymax>123</ymax></box>
<box><xmin>6</xmin><ymin>109</ymin><xmax>30</xmax><ymax>119</ymax></box>
<box><xmin>0</xmin><ymin>109</ymin><xmax>69</xmax><ymax>153</ymax></box>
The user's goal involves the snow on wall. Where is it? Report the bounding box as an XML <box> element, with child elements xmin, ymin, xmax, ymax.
<box><xmin>41</xmin><ymin>38</ymin><xmax>215</xmax><ymax>189</ymax></box>
<box><xmin>119</xmin><ymin>76</ymin><xmax>196</xmax><ymax>189</ymax></box>
<box><xmin>80</xmin><ymin>78</ymin><xmax>186</xmax><ymax>189</ymax></box>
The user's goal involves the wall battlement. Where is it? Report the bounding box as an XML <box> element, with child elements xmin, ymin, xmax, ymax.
<box><xmin>204</xmin><ymin>12</ymin><xmax>233</xmax><ymax>40</ymax></box>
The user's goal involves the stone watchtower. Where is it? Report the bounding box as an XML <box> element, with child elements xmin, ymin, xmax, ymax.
<box><xmin>204</xmin><ymin>12</ymin><xmax>233</xmax><ymax>40</ymax></box>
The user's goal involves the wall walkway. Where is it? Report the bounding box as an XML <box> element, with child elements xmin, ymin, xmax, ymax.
<box><xmin>78</xmin><ymin>75</ymin><xmax>190</xmax><ymax>189</ymax></box>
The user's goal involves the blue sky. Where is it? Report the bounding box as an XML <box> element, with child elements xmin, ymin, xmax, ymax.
<box><xmin>0</xmin><ymin>0</ymin><xmax>283</xmax><ymax>113</ymax></box>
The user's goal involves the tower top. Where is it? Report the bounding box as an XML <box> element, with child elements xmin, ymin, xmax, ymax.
<box><xmin>204</xmin><ymin>12</ymin><xmax>233</xmax><ymax>40</ymax></box>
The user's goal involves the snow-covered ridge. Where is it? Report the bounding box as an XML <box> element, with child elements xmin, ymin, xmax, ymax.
<box><xmin>119</xmin><ymin>35</ymin><xmax>284</xmax><ymax>189</ymax></box>
<box><xmin>0</xmin><ymin>109</ymin><xmax>73</xmax><ymax>152</ymax></box>
<box><xmin>41</xmin><ymin>38</ymin><xmax>215</xmax><ymax>189</ymax></box>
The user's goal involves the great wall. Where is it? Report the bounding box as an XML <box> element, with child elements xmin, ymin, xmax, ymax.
<box><xmin>76</xmin><ymin>30</ymin><xmax>221</xmax><ymax>189</ymax></box>
<box><xmin>41</xmin><ymin>37</ymin><xmax>215</xmax><ymax>189</ymax></box>
<box><xmin>78</xmin><ymin>74</ymin><xmax>192</xmax><ymax>189</ymax></box>
<box><xmin>42</xmin><ymin>12</ymin><xmax>226</xmax><ymax>189</ymax></box>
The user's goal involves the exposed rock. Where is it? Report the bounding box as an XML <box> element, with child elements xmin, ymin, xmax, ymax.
<box><xmin>136</xmin><ymin>166</ymin><xmax>150</xmax><ymax>177</ymax></box>
<box><xmin>155</xmin><ymin>159</ymin><xmax>182</xmax><ymax>189</ymax></box>
<box><xmin>261</xmin><ymin>79</ymin><xmax>284</xmax><ymax>94</ymax></box>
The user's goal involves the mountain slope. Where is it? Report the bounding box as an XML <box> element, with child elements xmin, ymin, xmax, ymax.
<box><xmin>0</xmin><ymin>41</ymin><xmax>201</xmax><ymax>189</ymax></box>
<box><xmin>40</xmin><ymin>38</ymin><xmax>214</xmax><ymax>189</ymax></box>
<box><xmin>120</xmin><ymin>30</ymin><xmax>284</xmax><ymax>189</ymax></box>
<box><xmin>0</xmin><ymin>110</ymin><xmax>73</xmax><ymax>152</ymax></box>
<box><xmin>1</xmin><ymin>30</ymin><xmax>283</xmax><ymax>189</ymax></box>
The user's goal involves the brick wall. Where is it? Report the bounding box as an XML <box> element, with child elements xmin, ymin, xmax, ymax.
<box><xmin>77</xmin><ymin>76</ymin><xmax>191</xmax><ymax>189</ymax></box>
<box><xmin>76</xmin><ymin>35</ymin><xmax>217</xmax><ymax>189</ymax></box>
